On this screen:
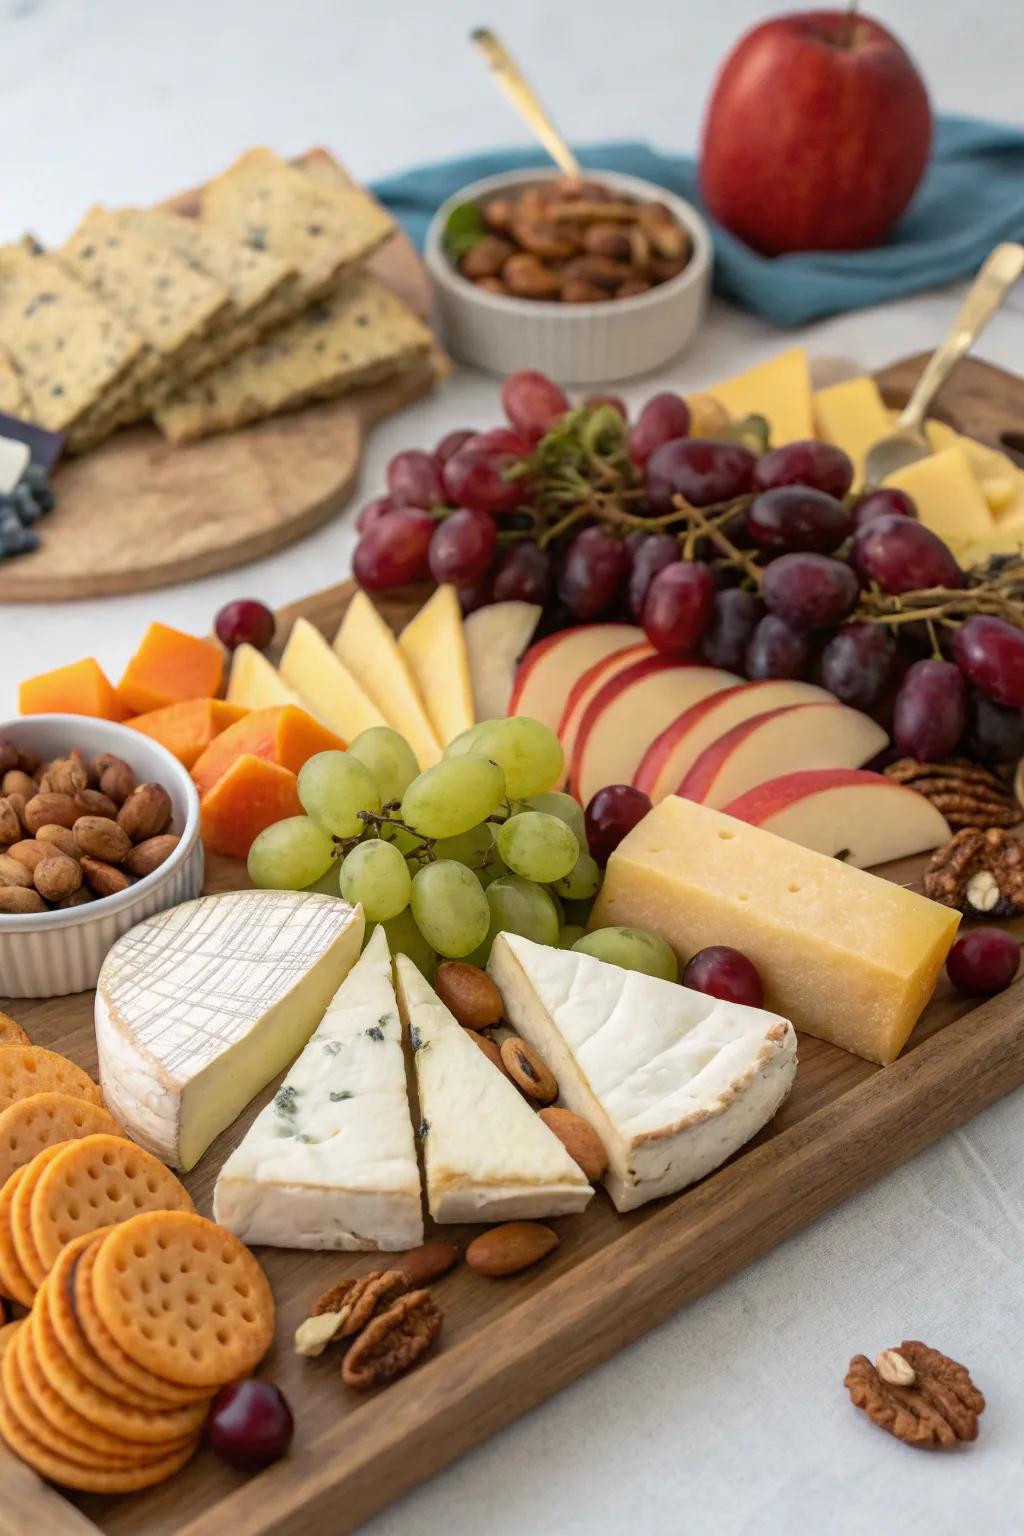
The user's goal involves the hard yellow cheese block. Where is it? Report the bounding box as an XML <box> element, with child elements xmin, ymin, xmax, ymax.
<box><xmin>398</xmin><ymin>584</ymin><xmax>474</xmax><ymax>747</ymax></box>
<box><xmin>226</xmin><ymin>643</ymin><xmax>307</xmax><ymax>712</ymax></box>
<box><xmin>813</xmin><ymin>376</ymin><xmax>892</xmax><ymax>489</ymax></box>
<box><xmin>707</xmin><ymin>347</ymin><xmax>813</xmax><ymax>445</ymax></box>
<box><xmin>333</xmin><ymin>591</ymin><xmax>442</xmax><ymax>769</ymax></box>
<box><xmin>883</xmin><ymin>446</ymin><xmax>995</xmax><ymax>548</ymax></box>
<box><xmin>589</xmin><ymin>797</ymin><xmax>960</xmax><ymax>1065</ymax></box>
<box><xmin>924</xmin><ymin>421</ymin><xmax>1024</xmax><ymax>513</ymax></box>
<box><xmin>279</xmin><ymin>616</ymin><xmax>388</xmax><ymax>746</ymax></box>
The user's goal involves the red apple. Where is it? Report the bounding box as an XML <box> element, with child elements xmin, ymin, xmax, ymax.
<box><xmin>699</xmin><ymin>9</ymin><xmax>932</xmax><ymax>254</ymax></box>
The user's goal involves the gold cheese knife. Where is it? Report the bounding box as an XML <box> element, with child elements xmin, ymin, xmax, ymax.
<box><xmin>864</xmin><ymin>241</ymin><xmax>1024</xmax><ymax>486</ymax></box>
<box><xmin>470</xmin><ymin>27</ymin><xmax>582</xmax><ymax>181</ymax></box>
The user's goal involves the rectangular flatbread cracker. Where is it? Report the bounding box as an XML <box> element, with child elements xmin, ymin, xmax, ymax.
<box><xmin>0</xmin><ymin>348</ymin><xmax>28</xmax><ymax>417</ymax></box>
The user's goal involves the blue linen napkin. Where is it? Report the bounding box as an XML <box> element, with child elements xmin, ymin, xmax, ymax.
<box><xmin>371</xmin><ymin>115</ymin><xmax>1024</xmax><ymax>327</ymax></box>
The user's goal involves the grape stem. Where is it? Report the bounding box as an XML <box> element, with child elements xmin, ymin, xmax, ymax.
<box><xmin>853</xmin><ymin>558</ymin><xmax>1024</xmax><ymax>630</ymax></box>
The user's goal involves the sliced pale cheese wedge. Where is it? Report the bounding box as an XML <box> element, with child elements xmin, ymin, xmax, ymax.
<box><xmin>883</xmin><ymin>445</ymin><xmax>995</xmax><ymax>546</ymax></box>
<box><xmin>334</xmin><ymin>591</ymin><xmax>442</xmax><ymax>768</ymax></box>
<box><xmin>707</xmin><ymin>347</ymin><xmax>813</xmax><ymax>444</ymax></box>
<box><xmin>398</xmin><ymin>584</ymin><xmax>474</xmax><ymax>746</ymax></box>
<box><xmin>463</xmin><ymin>599</ymin><xmax>541</xmax><ymax>720</ymax></box>
<box><xmin>213</xmin><ymin>926</ymin><xmax>423</xmax><ymax>1251</ymax></box>
<box><xmin>227</xmin><ymin>643</ymin><xmax>306</xmax><ymax>713</ymax></box>
<box><xmin>279</xmin><ymin>616</ymin><xmax>388</xmax><ymax>745</ymax></box>
<box><xmin>488</xmin><ymin>932</ymin><xmax>797</xmax><ymax>1212</ymax></box>
<box><xmin>812</xmin><ymin>376</ymin><xmax>892</xmax><ymax>489</ymax></box>
<box><xmin>394</xmin><ymin>954</ymin><xmax>592</xmax><ymax>1222</ymax></box>
<box><xmin>96</xmin><ymin>891</ymin><xmax>365</xmax><ymax>1170</ymax></box>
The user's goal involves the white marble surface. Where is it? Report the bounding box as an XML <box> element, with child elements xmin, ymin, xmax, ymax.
<box><xmin>1</xmin><ymin>1</ymin><xmax>1023</xmax><ymax>1530</ymax></box>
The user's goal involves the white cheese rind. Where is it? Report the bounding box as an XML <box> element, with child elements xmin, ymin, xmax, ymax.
<box><xmin>487</xmin><ymin>932</ymin><xmax>797</xmax><ymax>1212</ymax></box>
<box><xmin>213</xmin><ymin>926</ymin><xmax>423</xmax><ymax>1250</ymax></box>
<box><xmin>95</xmin><ymin>891</ymin><xmax>364</xmax><ymax>1170</ymax></box>
<box><xmin>394</xmin><ymin>955</ymin><xmax>592</xmax><ymax>1222</ymax></box>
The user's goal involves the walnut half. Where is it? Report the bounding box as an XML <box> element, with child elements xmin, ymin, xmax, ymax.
<box><xmin>845</xmin><ymin>1341</ymin><xmax>985</xmax><ymax>1448</ymax></box>
<box><xmin>923</xmin><ymin>827</ymin><xmax>1024</xmax><ymax>918</ymax></box>
<box><xmin>342</xmin><ymin>1289</ymin><xmax>442</xmax><ymax>1390</ymax></box>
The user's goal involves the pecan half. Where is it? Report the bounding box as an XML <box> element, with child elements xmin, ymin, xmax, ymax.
<box><xmin>845</xmin><ymin>1341</ymin><xmax>985</xmax><ymax>1448</ymax></box>
<box><xmin>884</xmin><ymin>757</ymin><xmax>1020</xmax><ymax>830</ymax></box>
<box><xmin>923</xmin><ymin>827</ymin><xmax>1024</xmax><ymax>917</ymax></box>
<box><xmin>294</xmin><ymin>1269</ymin><xmax>409</xmax><ymax>1357</ymax></box>
<box><xmin>341</xmin><ymin>1289</ymin><xmax>442</xmax><ymax>1390</ymax></box>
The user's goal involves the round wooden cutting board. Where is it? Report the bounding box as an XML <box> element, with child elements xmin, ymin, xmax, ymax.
<box><xmin>0</xmin><ymin>154</ymin><xmax>444</xmax><ymax>604</ymax></box>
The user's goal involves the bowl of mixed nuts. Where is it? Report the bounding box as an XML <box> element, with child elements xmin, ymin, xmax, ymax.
<box><xmin>425</xmin><ymin>167</ymin><xmax>711</xmax><ymax>381</ymax></box>
<box><xmin>0</xmin><ymin>715</ymin><xmax>203</xmax><ymax>998</ymax></box>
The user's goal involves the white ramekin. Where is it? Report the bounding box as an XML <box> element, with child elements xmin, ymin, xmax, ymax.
<box><xmin>0</xmin><ymin>716</ymin><xmax>204</xmax><ymax>998</ymax></box>
<box><xmin>425</xmin><ymin>167</ymin><xmax>713</xmax><ymax>383</ymax></box>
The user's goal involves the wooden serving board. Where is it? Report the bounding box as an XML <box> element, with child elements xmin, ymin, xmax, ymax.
<box><xmin>0</xmin><ymin>151</ymin><xmax>445</xmax><ymax>605</ymax></box>
<box><xmin>2</xmin><ymin>353</ymin><xmax>1024</xmax><ymax>1536</ymax></box>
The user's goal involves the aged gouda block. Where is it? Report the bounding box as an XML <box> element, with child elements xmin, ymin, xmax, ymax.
<box><xmin>883</xmin><ymin>446</ymin><xmax>995</xmax><ymax>547</ymax></box>
<box><xmin>589</xmin><ymin>797</ymin><xmax>960</xmax><ymax>1065</ymax></box>
<box><xmin>707</xmin><ymin>347</ymin><xmax>813</xmax><ymax>445</ymax></box>
<box><xmin>813</xmin><ymin>376</ymin><xmax>892</xmax><ymax>489</ymax></box>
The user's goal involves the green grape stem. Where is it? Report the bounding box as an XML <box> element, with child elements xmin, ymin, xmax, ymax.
<box><xmin>349</xmin><ymin>806</ymin><xmax>502</xmax><ymax>872</ymax></box>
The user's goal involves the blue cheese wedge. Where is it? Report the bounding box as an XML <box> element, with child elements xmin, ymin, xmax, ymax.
<box><xmin>95</xmin><ymin>891</ymin><xmax>364</xmax><ymax>1170</ymax></box>
<box><xmin>394</xmin><ymin>955</ymin><xmax>592</xmax><ymax>1222</ymax></box>
<box><xmin>487</xmin><ymin>932</ymin><xmax>797</xmax><ymax>1212</ymax></box>
<box><xmin>213</xmin><ymin>927</ymin><xmax>423</xmax><ymax>1251</ymax></box>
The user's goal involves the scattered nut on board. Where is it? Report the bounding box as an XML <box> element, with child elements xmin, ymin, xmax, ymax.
<box><xmin>845</xmin><ymin>1341</ymin><xmax>985</xmax><ymax>1448</ymax></box>
<box><xmin>466</xmin><ymin>1222</ymin><xmax>558</xmax><ymax>1278</ymax></box>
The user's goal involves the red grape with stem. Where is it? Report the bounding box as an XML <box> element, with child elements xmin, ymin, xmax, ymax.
<box><xmin>627</xmin><ymin>533</ymin><xmax>679</xmax><ymax>619</ymax></box>
<box><xmin>386</xmin><ymin>449</ymin><xmax>445</xmax><ymax>508</ymax></box>
<box><xmin>434</xmin><ymin>428</ymin><xmax>475</xmax><ymax>468</ymax></box>
<box><xmin>819</xmin><ymin>623</ymin><xmax>896</xmax><ymax>709</ymax></box>
<box><xmin>492</xmin><ymin>542</ymin><xmax>552</xmax><ymax>604</ymax></box>
<box><xmin>752</xmin><ymin>439</ymin><xmax>854</xmax><ymax>499</ymax></box>
<box><xmin>952</xmin><ymin>615</ymin><xmax>1024</xmax><ymax>708</ymax></box>
<box><xmin>851</xmin><ymin>487</ymin><xmax>917</xmax><ymax>529</ymax></box>
<box><xmin>946</xmin><ymin>928</ymin><xmax>1020</xmax><ymax>996</ymax></box>
<box><xmin>208</xmin><ymin>1380</ymin><xmax>294</xmax><ymax>1471</ymax></box>
<box><xmin>628</xmin><ymin>393</ymin><xmax>691</xmax><ymax>467</ymax></box>
<box><xmin>761</xmin><ymin>553</ymin><xmax>859</xmax><ymax>629</ymax></box>
<box><xmin>356</xmin><ymin>495</ymin><xmax>394</xmax><ymax>533</ymax></box>
<box><xmin>746</xmin><ymin>486</ymin><xmax>852</xmax><ymax>554</ymax></box>
<box><xmin>642</xmin><ymin>561</ymin><xmax>715</xmax><ymax>654</ymax></box>
<box><xmin>892</xmin><ymin>658</ymin><xmax>966</xmax><ymax>759</ymax></box>
<box><xmin>215</xmin><ymin>599</ymin><xmax>275</xmax><ymax>653</ymax></box>
<box><xmin>851</xmin><ymin>514</ymin><xmax>962</xmax><ymax>593</ymax></box>
<box><xmin>559</xmin><ymin>526</ymin><xmax>629</xmax><ymax>619</ymax></box>
<box><xmin>353</xmin><ymin>509</ymin><xmax>434</xmax><ymax>589</ymax></box>
<box><xmin>701</xmin><ymin>588</ymin><xmax>765</xmax><ymax>671</ymax></box>
<box><xmin>442</xmin><ymin>429</ymin><xmax>530</xmax><ymax>515</ymax></box>
<box><xmin>502</xmin><ymin>371</ymin><xmax>570</xmax><ymax>443</ymax></box>
<box><xmin>428</xmin><ymin>509</ymin><xmax>497</xmax><ymax>585</ymax></box>
<box><xmin>585</xmin><ymin>784</ymin><xmax>652</xmax><ymax>867</ymax></box>
<box><xmin>646</xmin><ymin>438</ymin><xmax>756</xmax><ymax>510</ymax></box>
<box><xmin>682</xmin><ymin>946</ymin><xmax>763</xmax><ymax>1007</ymax></box>
<box><xmin>745</xmin><ymin>614</ymin><xmax>812</xmax><ymax>680</ymax></box>
<box><xmin>584</xmin><ymin>393</ymin><xmax>627</xmax><ymax>419</ymax></box>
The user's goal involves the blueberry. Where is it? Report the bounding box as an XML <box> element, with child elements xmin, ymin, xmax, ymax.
<box><xmin>21</xmin><ymin>465</ymin><xmax>55</xmax><ymax>512</ymax></box>
<box><xmin>0</xmin><ymin>522</ymin><xmax>38</xmax><ymax>555</ymax></box>
<box><xmin>12</xmin><ymin>485</ymin><xmax>41</xmax><ymax>524</ymax></box>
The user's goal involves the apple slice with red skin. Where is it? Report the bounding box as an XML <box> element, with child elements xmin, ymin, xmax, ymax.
<box><xmin>633</xmin><ymin>677</ymin><xmax>835</xmax><ymax>802</ymax></box>
<box><xmin>678</xmin><ymin>702</ymin><xmax>888</xmax><ymax>809</ymax></box>
<box><xmin>508</xmin><ymin>623</ymin><xmax>643</xmax><ymax>732</ymax></box>
<box><xmin>570</xmin><ymin>657</ymin><xmax>740</xmax><ymax>806</ymax></box>
<box><xmin>558</xmin><ymin>641</ymin><xmax>655</xmax><ymax>762</ymax></box>
<box><xmin>722</xmin><ymin>768</ymin><xmax>951</xmax><ymax>868</ymax></box>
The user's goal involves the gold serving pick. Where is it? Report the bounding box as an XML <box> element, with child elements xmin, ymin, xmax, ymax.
<box><xmin>470</xmin><ymin>27</ymin><xmax>582</xmax><ymax>181</ymax></box>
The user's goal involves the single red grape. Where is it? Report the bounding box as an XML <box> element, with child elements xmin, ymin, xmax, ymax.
<box><xmin>559</xmin><ymin>526</ymin><xmax>629</xmax><ymax>619</ymax></box>
<box><xmin>356</xmin><ymin>495</ymin><xmax>394</xmax><ymax>533</ymax></box>
<box><xmin>682</xmin><ymin>945</ymin><xmax>763</xmax><ymax>1007</ymax></box>
<box><xmin>892</xmin><ymin>658</ymin><xmax>967</xmax><ymax>759</ymax></box>
<box><xmin>761</xmin><ymin>553</ymin><xmax>860</xmax><ymax>629</ymax></box>
<box><xmin>946</xmin><ymin>928</ymin><xmax>1020</xmax><ymax>996</ymax></box>
<box><xmin>428</xmin><ymin>509</ymin><xmax>498</xmax><ymax>586</ymax></box>
<box><xmin>492</xmin><ymin>542</ymin><xmax>552</xmax><ymax>604</ymax></box>
<box><xmin>964</xmin><ymin>692</ymin><xmax>1024</xmax><ymax>765</ymax></box>
<box><xmin>752</xmin><ymin>439</ymin><xmax>854</xmax><ymax>500</ymax></box>
<box><xmin>458</xmin><ymin>571</ymin><xmax>496</xmax><ymax>614</ymax></box>
<box><xmin>215</xmin><ymin>599</ymin><xmax>275</xmax><ymax>653</ymax></box>
<box><xmin>353</xmin><ymin>509</ymin><xmax>434</xmax><ymax>589</ymax></box>
<box><xmin>502</xmin><ymin>370</ymin><xmax>570</xmax><ymax>442</ymax></box>
<box><xmin>442</xmin><ymin>429</ymin><xmax>529</xmax><ymax>515</ymax></box>
<box><xmin>851</xmin><ymin>514</ymin><xmax>962</xmax><ymax>594</ymax></box>
<box><xmin>208</xmin><ymin>1380</ymin><xmax>294</xmax><ymax>1471</ymax></box>
<box><xmin>952</xmin><ymin>615</ymin><xmax>1024</xmax><ymax>708</ymax></box>
<box><xmin>819</xmin><ymin>623</ymin><xmax>896</xmax><ymax>709</ymax></box>
<box><xmin>628</xmin><ymin>393</ymin><xmax>691</xmax><ymax>467</ymax></box>
<box><xmin>627</xmin><ymin>532</ymin><xmax>679</xmax><ymax>619</ymax></box>
<box><xmin>701</xmin><ymin>588</ymin><xmax>765</xmax><ymax>671</ymax></box>
<box><xmin>584</xmin><ymin>393</ymin><xmax>627</xmax><ymax>419</ymax></box>
<box><xmin>585</xmin><ymin>784</ymin><xmax>652</xmax><ymax>866</ymax></box>
<box><xmin>434</xmin><ymin>428</ymin><xmax>475</xmax><ymax>468</ymax></box>
<box><xmin>642</xmin><ymin>561</ymin><xmax>715</xmax><ymax>654</ymax></box>
<box><xmin>746</xmin><ymin>486</ymin><xmax>852</xmax><ymax>554</ymax></box>
<box><xmin>745</xmin><ymin>614</ymin><xmax>812</xmax><ymax>680</ymax></box>
<box><xmin>386</xmin><ymin>448</ymin><xmax>445</xmax><ymax>508</ymax></box>
<box><xmin>851</xmin><ymin>486</ymin><xmax>917</xmax><ymax>529</ymax></box>
<box><xmin>646</xmin><ymin>438</ymin><xmax>756</xmax><ymax>510</ymax></box>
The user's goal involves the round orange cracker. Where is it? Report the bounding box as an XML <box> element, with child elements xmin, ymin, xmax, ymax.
<box><xmin>0</xmin><ymin>1014</ymin><xmax>29</xmax><ymax>1048</ymax></box>
<box><xmin>92</xmin><ymin>1211</ymin><xmax>275</xmax><ymax>1388</ymax></box>
<box><xmin>0</xmin><ymin>1320</ymin><xmax>21</xmax><ymax>1366</ymax></box>
<box><xmin>0</xmin><ymin>1387</ymin><xmax>198</xmax><ymax>1493</ymax></box>
<box><xmin>11</xmin><ymin>1142</ymin><xmax>66</xmax><ymax>1288</ymax></box>
<box><xmin>0</xmin><ymin>1046</ymin><xmax>101</xmax><ymax>1113</ymax></box>
<box><xmin>0</xmin><ymin>1168</ymin><xmax>36</xmax><ymax>1306</ymax></box>
<box><xmin>0</xmin><ymin>1092</ymin><xmax>121</xmax><ymax>1187</ymax></box>
<box><xmin>2</xmin><ymin>1324</ymin><xmax>138</xmax><ymax>1471</ymax></box>
<box><xmin>30</xmin><ymin>1133</ymin><xmax>193</xmax><ymax>1274</ymax></box>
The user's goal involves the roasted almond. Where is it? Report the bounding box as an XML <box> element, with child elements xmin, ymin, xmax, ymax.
<box><xmin>8</xmin><ymin>840</ymin><xmax>54</xmax><ymax>873</ymax></box>
<box><xmin>5</xmin><ymin>793</ymin><xmax>26</xmax><ymax>830</ymax></box>
<box><xmin>124</xmin><ymin>834</ymin><xmax>180</xmax><ymax>878</ymax></box>
<box><xmin>466</xmin><ymin>1028</ymin><xmax>510</xmax><ymax>1078</ymax></box>
<box><xmin>500</xmin><ymin>1036</ymin><xmax>558</xmax><ymax>1103</ymax></box>
<box><xmin>0</xmin><ymin>744</ymin><xmax>18</xmax><ymax>776</ymax></box>
<box><xmin>34</xmin><ymin>853</ymin><xmax>83</xmax><ymax>904</ymax></box>
<box><xmin>73</xmin><ymin>815</ymin><xmax>132</xmax><ymax>863</ymax></box>
<box><xmin>35</xmin><ymin>824</ymin><xmax>80</xmax><ymax>859</ymax></box>
<box><xmin>73</xmin><ymin>788</ymin><xmax>119</xmax><ymax>820</ymax></box>
<box><xmin>23</xmin><ymin>792</ymin><xmax>79</xmax><ymax>834</ymax></box>
<box><xmin>95</xmin><ymin>756</ymin><xmax>136</xmax><ymax>806</ymax></box>
<box><xmin>0</xmin><ymin>854</ymin><xmax>33</xmax><ymax>889</ymax></box>
<box><xmin>0</xmin><ymin>798</ymin><xmax>22</xmax><ymax>844</ymax></box>
<box><xmin>0</xmin><ymin>887</ymin><xmax>46</xmax><ymax>914</ymax></box>
<box><xmin>1</xmin><ymin>770</ymin><xmax>37</xmax><ymax>801</ymax></box>
<box><xmin>117</xmin><ymin>783</ymin><xmax>172</xmax><ymax>842</ymax></box>
<box><xmin>466</xmin><ymin>1222</ymin><xmax>558</xmax><ymax>1278</ymax></box>
<box><xmin>394</xmin><ymin>1240</ymin><xmax>460</xmax><ymax>1289</ymax></box>
<box><xmin>39</xmin><ymin>755</ymin><xmax>89</xmax><ymax>796</ymax></box>
<box><xmin>80</xmin><ymin>856</ymin><xmax>134</xmax><ymax>899</ymax></box>
<box><xmin>57</xmin><ymin>888</ymin><xmax>94</xmax><ymax>909</ymax></box>
<box><xmin>539</xmin><ymin>1108</ymin><xmax>609</xmax><ymax>1182</ymax></box>
<box><xmin>434</xmin><ymin>962</ymin><xmax>504</xmax><ymax>1030</ymax></box>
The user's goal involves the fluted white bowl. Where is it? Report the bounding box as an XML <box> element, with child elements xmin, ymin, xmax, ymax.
<box><xmin>425</xmin><ymin>167</ymin><xmax>712</xmax><ymax>383</ymax></box>
<box><xmin>0</xmin><ymin>716</ymin><xmax>203</xmax><ymax>998</ymax></box>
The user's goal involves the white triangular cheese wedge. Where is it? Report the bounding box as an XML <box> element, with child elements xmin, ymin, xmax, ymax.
<box><xmin>333</xmin><ymin>591</ymin><xmax>442</xmax><ymax>768</ymax></box>
<box><xmin>487</xmin><ymin>932</ymin><xmax>797</xmax><ymax>1212</ymax></box>
<box><xmin>393</xmin><ymin>955</ymin><xmax>592</xmax><ymax>1222</ymax></box>
<box><xmin>213</xmin><ymin>927</ymin><xmax>423</xmax><ymax>1251</ymax></box>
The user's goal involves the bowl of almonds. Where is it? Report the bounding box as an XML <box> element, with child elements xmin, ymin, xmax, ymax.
<box><xmin>0</xmin><ymin>715</ymin><xmax>202</xmax><ymax>998</ymax></box>
<box><xmin>424</xmin><ymin>167</ymin><xmax>712</xmax><ymax>381</ymax></box>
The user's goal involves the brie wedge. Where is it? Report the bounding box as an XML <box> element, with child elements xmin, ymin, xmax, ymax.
<box><xmin>96</xmin><ymin>891</ymin><xmax>364</xmax><ymax>1170</ymax></box>
<box><xmin>213</xmin><ymin>927</ymin><xmax>422</xmax><ymax>1250</ymax></box>
<box><xmin>394</xmin><ymin>955</ymin><xmax>592</xmax><ymax>1222</ymax></box>
<box><xmin>487</xmin><ymin>932</ymin><xmax>797</xmax><ymax>1212</ymax></box>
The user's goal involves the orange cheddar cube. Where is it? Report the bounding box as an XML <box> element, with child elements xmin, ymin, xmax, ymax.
<box><xmin>117</xmin><ymin>623</ymin><xmax>224</xmax><ymax>716</ymax></box>
<box><xmin>19</xmin><ymin>658</ymin><xmax>124</xmax><ymax>720</ymax></box>
<box><xmin>191</xmin><ymin>705</ymin><xmax>345</xmax><ymax>797</ymax></box>
<box><xmin>200</xmin><ymin>755</ymin><xmax>302</xmax><ymax>860</ymax></box>
<box><xmin>124</xmin><ymin>699</ymin><xmax>249</xmax><ymax>769</ymax></box>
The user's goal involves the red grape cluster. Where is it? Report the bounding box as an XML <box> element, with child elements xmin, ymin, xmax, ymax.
<box><xmin>353</xmin><ymin>369</ymin><xmax>1024</xmax><ymax>766</ymax></box>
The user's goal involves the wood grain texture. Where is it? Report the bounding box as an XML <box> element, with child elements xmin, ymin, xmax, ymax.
<box><xmin>0</xmin><ymin>150</ymin><xmax>443</xmax><ymax>604</ymax></box>
<box><xmin>2</xmin><ymin>355</ymin><xmax>1024</xmax><ymax>1532</ymax></box>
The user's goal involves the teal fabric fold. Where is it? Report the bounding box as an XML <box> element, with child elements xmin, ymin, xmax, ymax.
<box><xmin>371</xmin><ymin>115</ymin><xmax>1024</xmax><ymax>327</ymax></box>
